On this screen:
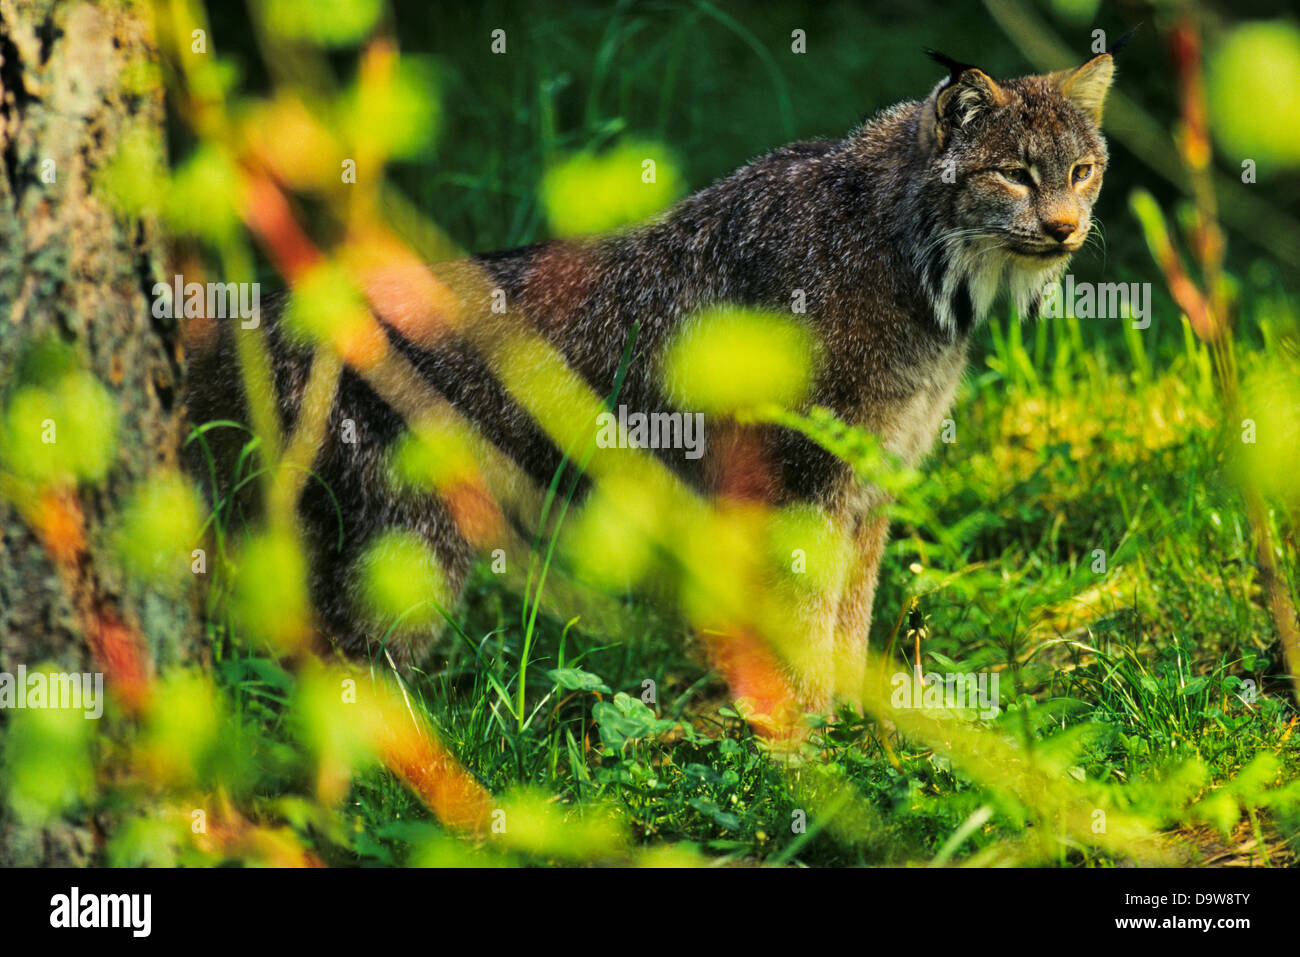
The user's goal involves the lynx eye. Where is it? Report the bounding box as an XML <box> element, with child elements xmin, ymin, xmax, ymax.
<box><xmin>999</xmin><ymin>167</ymin><xmax>1032</xmax><ymax>186</ymax></box>
<box><xmin>1072</xmin><ymin>163</ymin><xmax>1094</xmax><ymax>183</ymax></box>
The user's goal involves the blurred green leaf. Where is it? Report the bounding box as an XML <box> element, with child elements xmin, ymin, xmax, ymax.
<box><xmin>1209</xmin><ymin>21</ymin><xmax>1300</xmax><ymax>169</ymax></box>
<box><xmin>663</xmin><ymin>306</ymin><xmax>815</xmax><ymax>414</ymax></box>
<box><xmin>546</xmin><ymin>667</ymin><xmax>612</xmax><ymax>695</ymax></box>
<box><xmin>357</xmin><ymin>529</ymin><xmax>449</xmax><ymax>633</ymax></box>
<box><xmin>541</xmin><ymin>140</ymin><xmax>684</xmax><ymax>236</ymax></box>
<box><xmin>263</xmin><ymin>0</ymin><xmax>383</xmax><ymax>47</ymax></box>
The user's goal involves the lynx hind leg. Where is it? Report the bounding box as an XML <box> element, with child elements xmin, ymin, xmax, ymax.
<box><xmin>303</xmin><ymin>475</ymin><xmax>475</xmax><ymax>670</ymax></box>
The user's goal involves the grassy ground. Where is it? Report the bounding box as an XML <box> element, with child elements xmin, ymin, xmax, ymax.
<box><xmin>200</xmin><ymin>294</ymin><xmax>1300</xmax><ymax>868</ymax></box>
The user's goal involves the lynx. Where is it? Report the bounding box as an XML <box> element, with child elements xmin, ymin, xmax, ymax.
<box><xmin>185</xmin><ymin>49</ymin><xmax>1116</xmax><ymax>719</ymax></box>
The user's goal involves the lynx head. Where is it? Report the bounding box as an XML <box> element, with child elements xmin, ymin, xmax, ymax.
<box><xmin>913</xmin><ymin>51</ymin><xmax>1115</xmax><ymax>337</ymax></box>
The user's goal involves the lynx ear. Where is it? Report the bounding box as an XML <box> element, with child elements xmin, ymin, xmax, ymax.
<box><xmin>921</xmin><ymin>66</ymin><xmax>1009</xmax><ymax>151</ymax></box>
<box><xmin>1056</xmin><ymin>53</ymin><xmax>1114</xmax><ymax>123</ymax></box>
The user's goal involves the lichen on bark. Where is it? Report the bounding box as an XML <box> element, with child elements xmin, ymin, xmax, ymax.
<box><xmin>0</xmin><ymin>0</ymin><xmax>200</xmax><ymax>865</ymax></box>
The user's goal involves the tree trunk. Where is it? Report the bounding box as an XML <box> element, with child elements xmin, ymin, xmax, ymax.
<box><xmin>0</xmin><ymin>0</ymin><xmax>197</xmax><ymax>865</ymax></box>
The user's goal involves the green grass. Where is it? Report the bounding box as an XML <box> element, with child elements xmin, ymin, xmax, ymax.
<box><xmin>186</xmin><ymin>288</ymin><xmax>1300</xmax><ymax>868</ymax></box>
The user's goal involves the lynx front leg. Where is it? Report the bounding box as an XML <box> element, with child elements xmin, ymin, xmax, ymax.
<box><xmin>831</xmin><ymin>511</ymin><xmax>890</xmax><ymax>709</ymax></box>
<box><xmin>772</xmin><ymin>507</ymin><xmax>885</xmax><ymax>715</ymax></box>
<box><xmin>701</xmin><ymin>511</ymin><xmax>888</xmax><ymax>739</ymax></box>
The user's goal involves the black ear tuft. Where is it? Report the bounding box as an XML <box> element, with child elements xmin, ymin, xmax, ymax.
<box><xmin>1106</xmin><ymin>24</ymin><xmax>1141</xmax><ymax>57</ymax></box>
<box><xmin>923</xmin><ymin>48</ymin><xmax>980</xmax><ymax>85</ymax></box>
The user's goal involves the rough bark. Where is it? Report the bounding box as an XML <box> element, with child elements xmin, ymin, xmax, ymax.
<box><xmin>0</xmin><ymin>0</ymin><xmax>197</xmax><ymax>865</ymax></box>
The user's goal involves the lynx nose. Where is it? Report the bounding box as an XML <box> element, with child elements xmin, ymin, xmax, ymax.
<box><xmin>1043</xmin><ymin>219</ymin><xmax>1077</xmax><ymax>243</ymax></box>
